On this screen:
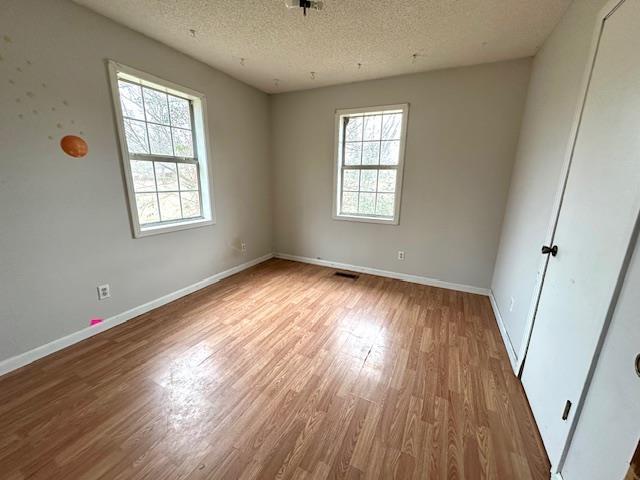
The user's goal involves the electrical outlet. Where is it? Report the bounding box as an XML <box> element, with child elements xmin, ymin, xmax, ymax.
<box><xmin>509</xmin><ymin>296</ymin><xmax>515</xmax><ymax>312</ymax></box>
<box><xmin>97</xmin><ymin>284</ymin><xmax>111</xmax><ymax>300</ymax></box>
<box><xmin>241</xmin><ymin>241</ymin><xmax>247</xmax><ymax>252</ymax></box>
<box><xmin>398</xmin><ymin>251</ymin><xmax>405</xmax><ymax>261</ymax></box>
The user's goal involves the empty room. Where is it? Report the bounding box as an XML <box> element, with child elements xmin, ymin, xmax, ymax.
<box><xmin>1</xmin><ymin>0</ymin><xmax>639</xmax><ymax>479</ymax></box>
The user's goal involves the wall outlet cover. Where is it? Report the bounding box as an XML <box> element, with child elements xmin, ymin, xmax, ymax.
<box><xmin>97</xmin><ymin>284</ymin><xmax>111</xmax><ymax>300</ymax></box>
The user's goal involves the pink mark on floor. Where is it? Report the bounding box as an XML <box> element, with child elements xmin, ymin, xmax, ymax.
<box><xmin>90</xmin><ymin>318</ymin><xmax>103</xmax><ymax>326</ymax></box>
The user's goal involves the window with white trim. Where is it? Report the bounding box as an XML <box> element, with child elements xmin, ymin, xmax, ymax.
<box><xmin>108</xmin><ymin>61</ymin><xmax>214</xmax><ymax>237</ymax></box>
<box><xmin>334</xmin><ymin>104</ymin><xmax>408</xmax><ymax>224</ymax></box>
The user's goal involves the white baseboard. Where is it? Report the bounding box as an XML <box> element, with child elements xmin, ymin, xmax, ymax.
<box><xmin>551</xmin><ymin>473</ymin><xmax>564</xmax><ymax>480</ymax></box>
<box><xmin>274</xmin><ymin>253</ymin><xmax>490</xmax><ymax>296</ymax></box>
<box><xmin>0</xmin><ymin>253</ymin><xmax>274</xmax><ymax>377</ymax></box>
<box><xmin>489</xmin><ymin>290</ymin><xmax>519</xmax><ymax>374</ymax></box>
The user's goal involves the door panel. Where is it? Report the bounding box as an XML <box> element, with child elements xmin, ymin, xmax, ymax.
<box><xmin>522</xmin><ymin>0</ymin><xmax>640</xmax><ymax>468</ymax></box>
<box><xmin>562</xmin><ymin>227</ymin><xmax>640</xmax><ymax>480</ymax></box>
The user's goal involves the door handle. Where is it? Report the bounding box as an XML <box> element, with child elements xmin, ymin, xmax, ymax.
<box><xmin>541</xmin><ymin>245</ymin><xmax>558</xmax><ymax>256</ymax></box>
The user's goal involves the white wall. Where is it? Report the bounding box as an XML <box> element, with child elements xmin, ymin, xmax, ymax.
<box><xmin>270</xmin><ymin>60</ymin><xmax>531</xmax><ymax>290</ymax></box>
<box><xmin>0</xmin><ymin>0</ymin><xmax>272</xmax><ymax>363</ymax></box>
<box><xmin>490</xmin><ymin>0</ymin><xmax>610</xmax><ymax>358</ymax></box>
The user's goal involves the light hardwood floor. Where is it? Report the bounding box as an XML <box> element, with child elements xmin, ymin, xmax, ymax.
<box><xmin>0</xmin><ymin>259</ymin><xmax>549</xmax><ymax>479</ymax></box>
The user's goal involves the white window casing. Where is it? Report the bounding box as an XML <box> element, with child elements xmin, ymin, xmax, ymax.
<box><xmin>332</xmin><ymin>104</ymin><xmax>409</xmax><ymax>225</ymax></box>
<box><xmin>107</xmin><ymin>60</ymin><xmax>215</xmax><ymax>238</ymax></box>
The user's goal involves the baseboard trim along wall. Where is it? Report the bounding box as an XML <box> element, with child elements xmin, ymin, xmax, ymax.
<box><xmin>489</xmin><ymin>290</ymin><xmax>519</xmax><ymax>374</ymax></box>
<box><xmin>0</xmin><ymin>253</ymin><xmax>274</xmax><ymax>377</ymax></box>
<box><xmin>275</xmin><ymin>253</ymin><xmax>491</xmax><ymax>296</ymax></box>
<box><xmin>1</xmin><ymin>253</ymin><xmax>515</xmax><ymax>379</ymax></box>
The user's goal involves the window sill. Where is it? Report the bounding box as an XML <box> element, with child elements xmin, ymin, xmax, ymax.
<box><xmin>135</xmin><ymin>217</ymin><xmax>214</xmax><ymax>238</ymax></box>
<box><xmin>333</xmin><ymin>213</ymin><xmax>399</xmax><ymax>225</ymax></box>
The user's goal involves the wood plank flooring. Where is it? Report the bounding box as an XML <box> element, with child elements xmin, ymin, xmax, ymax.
<box><xmin>0</xmin><ymin>259</ymin><xmax>549</xmax><ymax>479</ymax></box>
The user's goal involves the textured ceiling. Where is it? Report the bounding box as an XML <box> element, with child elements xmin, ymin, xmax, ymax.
<box><xmin>73</xmin><ymin>0</ymin><xmax>571</xmax><ymax>93</ymax></box>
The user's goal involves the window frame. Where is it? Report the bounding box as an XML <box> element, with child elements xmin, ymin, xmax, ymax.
<box><xmin>107</xmin><ymin>60</ymin><xmax>216</xmax><ymax>238</ymax></box>
<box><xmin>332</xmin><ymin>103</ymin><xmax>409</xmax><ymax>225</ymax></box>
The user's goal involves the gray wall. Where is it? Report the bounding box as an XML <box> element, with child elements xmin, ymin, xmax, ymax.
<box><xmin>270</xmin><ymin>60</ymin><xmax>532</xmax><ymax>289</ymax></box>
<box><xmin>0</xmin><ymin>0</ymin><xmax>272</xmax><ymax>362</ymax></box>
<box><xmin>490</xmin><ymin>0</ymin><xmax>610</xmax><ymax>358</ymax></box>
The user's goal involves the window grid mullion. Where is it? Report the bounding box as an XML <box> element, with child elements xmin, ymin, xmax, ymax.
<box><xmin>123</xmin><ymin>115</ymin><xmax>192</xmax><ymax>133</ymax></box>
<box><xmin>119</xmin><ymin>78</ymin><xmax>190</xmax><ymax>103</ymax></box>
<box><xmin>151</xmin><ymin>161</ymin><xmax>162</xmax><ymax>222</ymax></box>
<box><xmin>195</xmin><ymin>162</ymin><xmax>203</xmax><ymax>218</ymax></box>
<box><xmin>359</xmin><ymin>116</ymin><xmax>364</xmax><ymax>167</ymax></box>
<box><xmin>375</xmin><ymin>135</ymin><xmax>382</xmax><ymax>214</ymax></box>
<box><xmin>357</xmin><ymin>117</ymin><xmax>362</xmax><ymax>212</ymax></box>
<box><xmin>175</xmin><ymin>162</ymin><xmax>184</xmax><ymax>219</ymax></box>
<box><xmin>134</xmin><ymin>86</ymin><xmax>195</xmax><ymax>161</ymax></box>
<box><xmin>188</xmin><ymin>102</ymin><xmax>198</xmax><ymax>177</ymax></box>
<box><xmin>130</xmin><ymin>153</ymin><xmax>197</xmax><ymax>164</ymax></box>
<box><xmin>140</xmin><ymin>190</ymin><xmax>199</xmax><ymax>194</ymax></box>
<box><xmin>340</xmin><ymin>117</ymin><xmax>348</xmax><ymax>214</ymax></box>
<box><xmin>140</xmin><ymin>84</ymin><xmax>152</xmax><ymax>155</ymax></box>
<box><xmin>342</xmin><ymin>164</ymin><xmax>396</xmax><ymax>170</ymax></box>
<box><xmin>165</xmin><ymin>94</ymin><xmax>177</xmax><ymax>158</ymax></box>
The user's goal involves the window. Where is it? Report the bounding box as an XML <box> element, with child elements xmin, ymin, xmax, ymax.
<box><xmin>108</xmin><ymin>61</ymin><xmax>214</xmax><ymax>237</ymax></box>
<box><xmin>333</xmin><ymin>104</ymin><xmax>408</xmax><ymax>224</ymax></box>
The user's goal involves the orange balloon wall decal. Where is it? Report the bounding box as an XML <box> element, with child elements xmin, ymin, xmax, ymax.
<box><xmin>60</xmin><ymin>135</ymin><xmax>88</xmax><ymax>158</ymax></box>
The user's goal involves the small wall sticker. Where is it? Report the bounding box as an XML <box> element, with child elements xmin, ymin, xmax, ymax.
<box><xmin>1</xmin><ymin>33</ymin><xmax>88</xmax><ymax>151</ymax></box>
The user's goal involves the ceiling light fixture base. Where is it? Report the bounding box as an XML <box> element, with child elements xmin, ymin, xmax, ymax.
<box><xmin>284</xmin><ymin>0</ymin><xmax>324</xmax><ymax>16</ymax></box>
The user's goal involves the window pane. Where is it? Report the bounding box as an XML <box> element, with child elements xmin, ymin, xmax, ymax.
<box><xmin>345</xmin><ymin>116</ymin><xmax>362</xmax><ymax>141</ymax></box>
<box><xmin>155</xmin><ymin>162</ymin><xmax>179</xmax><ymax>191</ymax></box>
<box><xmin>344</xmin><ymin>142</ymin><xmax>362</xmax><ymax>166</ymax></box>
<box><xmin>358</xmin><ymin>192</ymin><xmax>376</xmax><ymax>214</ymax></box>
<box><xmin>362</xmin><ymin>142</ymin><xmax>380</xmax><ymax>165</ymax></box>
<box><xmin>180</xmin><ymin>191</ymin><xmax>201</xmax><ymax>218</ymax></box>
<box><xmin>148</xmin><ymin>123</ymin><xmax>173</xmax><ymax>156</ymax></box>
<box><xmin>381</xmin><ymin>114</ymin><xmax>402</xmax><ymax>140</ymax></box>
<box><xmin>172</xmin><ymin>128</ymin><xmax>194</xmax><ymax>158</ymax></box>
<box><xmin>363</xmin><ymin>115</ymin><xmax>382</xmax><ymax>141</ymax></box>
<box><xmin>360</xmin><ymin>170</ymin><xmax>377</xmax><ymax>192</ymax></box>
<box><xmin>377</xmin><ymin>170</ymin><xmax>396</xmax><ymax>193</ymax></box>
<box><xmin>124</xmin><ymin>118</ymin><xmax>149</xmax><ymax>154</ymax></box>
<box><xmin>380</xmin><ymin>140</ymin><xmax>400</xmax><ymax>165</ymax></box>
<box><xmin>336</xmin><ymin>108</ymin><xmax>404</xmax><ymax>221</ymax></box>
<box><xmin>158</xmin><ymin>192</ymin><xmax>181</xmax><ymax>221</ymax></box>
<box><xmin>178</xmin><ymin>163</ymin><xmax>198</xmax><ymax>190</ymax></box>
<box><xmin>118</xmin><ymin>81</ymin><xmax>145</xmax><ymax>120</ymax></box>
<box><xmin>376</xmin><ymin>193</ymin><xmax>395</xmax><ymax>217</ymax></box>
<box><xmin>343</xmin><ymin>169</ymin><xmax>360</xmax><ymax>192</ymax></box>
<box><xmin>131</xmin><ymin>160</ymin><xmax>156</xmax><ymax>192</ymax></box>
<box><xmin>135</xmin><ymin>193</ymin><xmax>159</xmax><ymax>224</ymax></box>
<box><xmin>341</xmin><ymin>192</ymin><xmax>358</xmax><ymax>214</ymax></box>
<box><xmin>169</xmin><ymin>95</ymin><xmax>191</xmax><ymax>129</ymax></box>
<box><xmin>143</xmin><ymin>87</ymin><xmax>170</xmax><ymax>125</ymax></box>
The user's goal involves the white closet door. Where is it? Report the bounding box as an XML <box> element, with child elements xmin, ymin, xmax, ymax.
<box><xmin>521</xmin><ymin>0</ymin><xmax>640</xmax><ymax>469</ymax></box>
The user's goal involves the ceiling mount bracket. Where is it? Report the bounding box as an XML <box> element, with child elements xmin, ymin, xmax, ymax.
<box><xmin>285</xmin><ymin>0</ymin><xmax>324</xmax><ymax>17</ymax></box>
